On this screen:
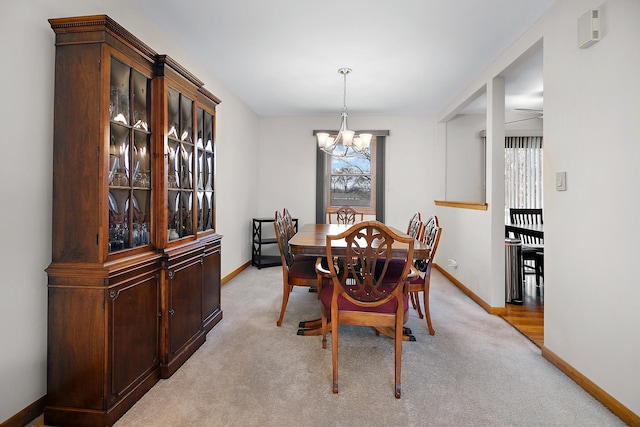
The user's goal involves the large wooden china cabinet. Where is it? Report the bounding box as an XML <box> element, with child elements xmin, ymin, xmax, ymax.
<box><xmin>46</xmin><ymin>15</ymin><xmax>222</xmax><ymax>426</ymax></box>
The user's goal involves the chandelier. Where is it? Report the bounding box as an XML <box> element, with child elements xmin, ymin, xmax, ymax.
<box><xmin>316</xmin><ymin>68</ymin><xmax>372</xmax><ymax>157</ymax></box>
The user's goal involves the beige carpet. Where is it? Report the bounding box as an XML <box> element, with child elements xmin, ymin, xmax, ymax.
<box><xmin>33</xmin><ymin>266</ymin><xmax>624</xmax><ymax>426</ymax></box>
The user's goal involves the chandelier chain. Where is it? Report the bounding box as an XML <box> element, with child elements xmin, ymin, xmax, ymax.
<box><xmin>342</xmin><ymin>71</ymin><xmax>348</xmax><ymax>114</ymax></box>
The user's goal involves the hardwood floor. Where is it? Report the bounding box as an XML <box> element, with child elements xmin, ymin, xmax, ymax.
<box><xmin>500</xmin><ymin>276</ymin><xmax>544</xmax><ymax>348</ymax></box>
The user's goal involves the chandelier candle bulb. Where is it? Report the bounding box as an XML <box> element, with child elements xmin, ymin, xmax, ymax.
<box><xmin>317</xmin><ymin>132</ymin><xmax>330</xmax><ymax>148</ymax></box>
<box><xmin>342</xmin><ymin>130</ymin><xmax>355</xmax><ymax>145</ymax></box>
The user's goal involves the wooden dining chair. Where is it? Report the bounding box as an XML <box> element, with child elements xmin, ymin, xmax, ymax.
<box><xmin>509</xmin><ymin>208</ymin><xmax>544</xmax><ymax>288</ymax></box>
<box><xmin>316</xmin><ymin>220</ymin><xmax>414</xmax><ymax>398</ymax></box>
<box><xmin>407</xmin><ymin>216</ymin><xmax>442</xmax><ymax>335</ymax></box>
<box><xmin>282</xmin><ymin>208</ymin><xmax>296</xmax><ymax>240</ymax></box>
<box><xmin>327</xmin><ymin>205</ymin><xmax>363</xmax><ymax>224</ymax></box>
<box><xmin>406</xmin><ymin>212</ymin><xmax>422</xmax><ymax>238</ymax></box>
<box><xmin>274</xmin><ymin>211</ymin><xmax>323</xmax><ymax>327</ymax></box>
<box><xmin>509</xmin><ymin>208</ymin><xmax>543</xmax><ymax>226</ymax></box>
<box><xmin>282</xmin><ymin>208</ymin><xmax>316</xmax><ymax>263</ymax></box>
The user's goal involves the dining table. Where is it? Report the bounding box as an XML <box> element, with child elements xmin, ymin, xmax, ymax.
<box><xmin>289</xmin><ymin>223</ymin><xmax>432</xmax><ymax>259</ymax></box>
<box><xmin>288</xmin><ymin>223</ymin><xmax>430</xmax><ymax>341</ymax></box>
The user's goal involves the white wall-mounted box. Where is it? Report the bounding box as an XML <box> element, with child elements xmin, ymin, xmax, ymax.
<box><xmin>578</xmin><ymin>9</ymin><xmax>600</xmax><ymax>49</ymax></box>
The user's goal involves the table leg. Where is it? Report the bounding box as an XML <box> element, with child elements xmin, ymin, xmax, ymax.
<box><xmin>299</xmin><ymin>320</ymin><xmax>415</xmax><ymax>341</ymax></box>
<box><xmin>297</xmin><ymin>318</ymin><xmax>323</xmax><ymax>336</ymax></box>
<box><xmin>375</xmin><ymin>327</ymin><xmax>416</xmax><ymax>342</ymax></box>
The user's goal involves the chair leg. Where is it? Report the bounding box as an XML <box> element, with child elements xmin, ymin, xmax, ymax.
<box><xmin>321</xmin><ymin>310</ymin><xmax>328</xmax><ymax>349</ymax></box>
<box><xmin>423</xmin><ymin>283</ymin><xmax>435</xmax><ymax>336</ymax></box>
<box><xmin>535</xmin><ymin>253</ymin><xmax>544</xmax><ymax>288</ymax></box>
<box><xmin>331</xmin><ymin>307</ymin><xmax>339</xmax><ymax>394</ymax></box>
<box><xmin>276</xmin><ymin>284</ymin><xmax>292</xmax><ymax>327</ymax></box>
<box><xmin>394</xmin><ymin>311</ymin><xmax>403</xmax><ymax>399</ymax></box>
<box><xmin>410</xmin><ymin>292</ymin><xmax>424</xmax><ymax>319</ymax></box>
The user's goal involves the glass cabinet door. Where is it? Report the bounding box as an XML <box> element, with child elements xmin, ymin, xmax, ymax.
<box><xmin>196</xmin><ymin>107</ymin><xmax>214</xmax><ymax>232</ymax></box>
<box><xmin>166</xmin><ymin>87</ymin><xmax>195</xmax><ymax>241</ymax></box>
<box><xmin>108</xmin><ymin>57</ymin><xmax>152</xmax><ymax>253</ymax></box>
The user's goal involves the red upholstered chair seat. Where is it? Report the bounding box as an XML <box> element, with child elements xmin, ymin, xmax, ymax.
<box><xmin>288</xmin><ymin>259</ymin><xmax>320</xmax><ymax>280</ymax></box>
<box><xmin>320</xmin><ymin>284</ymin><xmax>409</xmax><ymax>314</ymax></box>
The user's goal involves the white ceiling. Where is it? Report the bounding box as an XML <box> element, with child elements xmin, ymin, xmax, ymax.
<box><xmin>132</xmin><ymin>0</ymin><xmax>554</xmax><ymax>117</ymax></box>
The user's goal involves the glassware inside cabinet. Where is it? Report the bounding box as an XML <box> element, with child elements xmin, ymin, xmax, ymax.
<box><xmin>132</xmin><ymin>70</ymin><xmax>150</xmax><ymax>131</ymax></box>
<box><xmin>108</xmin><ymin>189</ymin><xmax>130</xmax><ymax>252</ymax></box>
<box><xmin>109</xmin><ymin>124</ymin><xmax>130</xmax><ymax>187</ymax></box>
<box><xmin>110</xmin><ymin>58</ymin><xmax>130</xmax><ymax>125</ymax></box>
<box><xmin>131</xmin><ymin>189</ymin><xmax>150</xmax><ymax>246</ymax></box>
<box><xmin>108</xmin><ymin>58</ymin><xmax>152</xmax><ymax>254</ymax></box>
<box><xmin>133</xmin><ymin>132</ymin><xmax>151</xmax><ymax>188</ymax></box>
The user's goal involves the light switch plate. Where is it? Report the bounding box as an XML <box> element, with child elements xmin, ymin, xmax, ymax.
<box><xmin>556</xmin><ymin>171</ymin><xmax>567</xmax><ymax>191</ymax></box>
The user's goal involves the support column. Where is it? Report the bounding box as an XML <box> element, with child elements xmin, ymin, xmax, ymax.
<box><xmin>486</xmin><ymin>76</ymin><xmax>506</xmax><ymax>307</ymax></box>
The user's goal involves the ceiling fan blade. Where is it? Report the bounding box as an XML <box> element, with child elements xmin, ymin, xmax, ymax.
<box><xmin>506</xmin><ymin>115</ymin><xmax>543</xmax><ymax>124</ymax></box>
<box><xmin>514</xmin><ymin>108</ymin><xmax>543</xmax><ymax>113</ymax></box>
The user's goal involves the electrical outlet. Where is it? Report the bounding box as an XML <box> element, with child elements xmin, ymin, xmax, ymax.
<box><xmin>447</xmin><ymin>258</ymin><xmax>458</xmax><ymax>268</ymax></box>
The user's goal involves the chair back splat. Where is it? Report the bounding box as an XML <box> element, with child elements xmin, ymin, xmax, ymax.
<box><xmin>317</xmin><ymin>220</ymin><xmax>414</xmax><ymax>398</ymax></box>
<box><xmin>327</xmin><ymin>205</ymin><xmax>363</xmax><ymax>224</ymax></box>
<box><xmin>282</xmin><ymin>208</ymin><xmax>296</xmax><ymax>241</ymax></box>
<box><xmin>406</xmin><ymin>212</ymin><xmax>421</xmax><ymax>238</ymax></box>
<box><xmin>509</xmin><ymin>208</ymin><xmax>543</xmax><ymax>224</ymax></box>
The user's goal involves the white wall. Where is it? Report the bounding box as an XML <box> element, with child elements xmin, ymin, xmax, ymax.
<box><xmin>445</xmin><ymin>114</ymin><xmax>486</xmax><ymax>202</ymax></box>
<box><xmin>257</xmin><ymin>115</ymin><xmax>437</xmax><ymax>229</ymax></box>
<box><xmin>0</xmin><ymin>1</ymin><xmax>259</xmax><ymax>422</ymax></box>
<box><xmin>543</xmin><ymin>0</ymin><xmax>640</xmax><ymax>414</ymax></box>
<box><xmin>436</xmin><ymin>0</ymin><xmax>640</xmax><ymax>416</ymax></box>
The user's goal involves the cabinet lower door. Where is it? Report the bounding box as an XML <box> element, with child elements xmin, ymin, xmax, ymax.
<box><xmin>46</xmin><ymin>263</ymin><xmax>161</xmax><ymax>427</ymax></box>
<box><xmin>202</xmin><ymin>240</ymin><xmax>222</xmax><ymax>331</ymax></box>
<box><xmin>168</xmin><ymin>260</ymin><xmax>203</xmax><ymax>357</ymax></box>
<box><xmin>109</xmin><ymin>275</ymin><xmax>160</xmax><ymax>405</ymax></box>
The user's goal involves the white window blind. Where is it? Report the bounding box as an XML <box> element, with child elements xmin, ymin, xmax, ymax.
<box><xmin>504</xmin><ymin>136</ymin><xmax>543</xmax><ymax>221</ymax></box>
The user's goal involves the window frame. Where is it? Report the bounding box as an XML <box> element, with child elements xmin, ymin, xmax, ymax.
<box><xmin>325</xmin><ymin>140</ymin><xmax>377</xmax><ymax>215</ymax></box>
<box><xmin>315</xmin><ymin>131</ymin><xmax>388</xmax><ymax>223</ymax></box>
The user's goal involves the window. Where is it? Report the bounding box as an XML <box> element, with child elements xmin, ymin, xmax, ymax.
<box><xmin>327</xmin><ymin>143</ymin><xmax>376</xmax><ymax>213</ymax></box>
<box><xmin>315</xmin><ymin>133</ymin><xmax>387</xmax><ymax>223</ymax></box>
<box><xmin>504</xmin><ymin>136</ymin><xmax>543</xmax><ymax>221</ymax></box>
